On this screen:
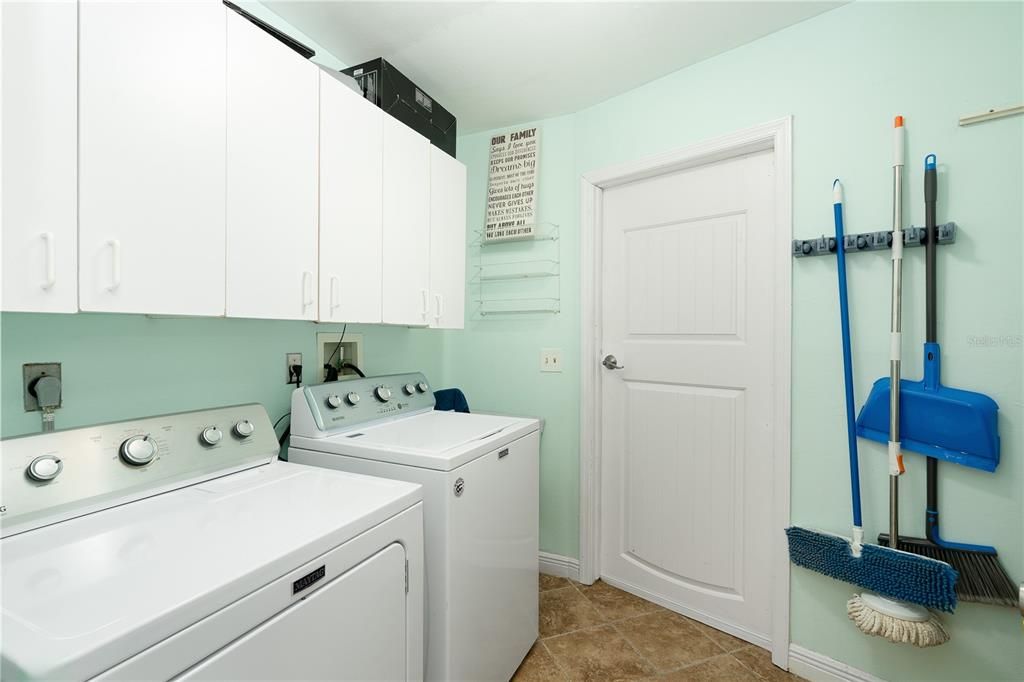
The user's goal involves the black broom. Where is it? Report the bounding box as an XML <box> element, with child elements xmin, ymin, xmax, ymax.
<box><xmin>879</xmin><ymin>154</ymin><xmax>1017</xmax><ymax>607</ymax></box>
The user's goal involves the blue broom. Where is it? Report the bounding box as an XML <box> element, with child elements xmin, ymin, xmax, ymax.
<box><xmin>786</xmin><ymin>173</ymin><xmax>957</xmax><ymax>635</ymax></box>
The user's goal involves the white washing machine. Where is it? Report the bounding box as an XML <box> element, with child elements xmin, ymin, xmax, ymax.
<box><xmin>1</xmin><ymin>404</ymin><xmax>424</xmax><ymax>681</ymax></box>
<box><xmin>289</xmin><ymin>373</ymin><xmax>540</xmax><ymax>682</ymax></box>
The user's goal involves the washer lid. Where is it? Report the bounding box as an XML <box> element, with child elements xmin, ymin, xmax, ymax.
<box><xmin>0</xmin><ymin>461</ymin><xmax>421</xmax><ymax>681</ymax></box>
<box><xmin>294</xmin><ymin>411</ymin><xmax>540</xmax><ymax>471</ymax></box>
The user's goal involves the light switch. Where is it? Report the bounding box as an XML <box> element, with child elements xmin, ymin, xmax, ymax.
<box><xmin>541</xmin><ymin>349</ymin><xmax>562</xmax><ymax>373</ymax></box>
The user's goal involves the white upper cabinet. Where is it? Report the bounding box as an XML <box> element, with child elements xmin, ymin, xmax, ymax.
<box><xmin>319</xmin><ymin>72</ymin><xmax>384</xmax><ymax>323</ymax></box>
<box><xmin>78</xmin><ymin>1</ymin><xmax>226</xmax><ymax>316</ymax></box>
<box><xmin>428</xmin><ymin>148</ymin><xmax>467</xmax><ymax>329</ymax></box>
<box><xmin>381</xmin><ymin>116</ymin><xmax>432</xmax><ymax>326</ymax></box>
<box><xmin>1</xmin><ymin>0</ymin><xmax>78</xmax><ymax>313</ymax></box>
<box><xmin>226</xmin><ymin>10</ymin><xmax>318</xmax><ymax>320</ymax></box>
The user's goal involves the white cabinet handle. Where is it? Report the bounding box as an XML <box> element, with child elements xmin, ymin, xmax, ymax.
<box><xmin>107</xmin><ymin>239</ymin><xmax>121</xmax><ymax>291</ymax></box>
<box><xmin>434</xmin><ymin>293</ymin><xmax>443</xmax><ymax>322</ymax></box>
<box><xmin>302</xmin><ymin>271</ymin><xmax>314</xmax><ymax>309</ymax></box>
<box><xmin>421</xmin><ymin>288</ymin><xmax>429</xmax><ymax>321</ymax></box>
<box><xmin>330</xmin><ymin>276</ymin><xmax>340</xmax><ymax>313</ymax></box>
<box><xmin>41</xmin><ymin>232</ymin><xmax>56</xmax><ymax>290</ymax></box>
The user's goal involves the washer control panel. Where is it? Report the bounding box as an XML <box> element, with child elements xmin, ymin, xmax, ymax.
<box><xmin>1</xmin><ymin>404</ymin><xmax>278</xmax><ymax>538</ymax></box>
<box><xmin>299</xmin><ymin>372</ymin><xmax>435</xmax><ymax>433</ymax></box>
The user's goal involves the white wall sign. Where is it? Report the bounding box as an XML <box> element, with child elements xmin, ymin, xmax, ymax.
<box><xmin>485</xmin><ymin>126</ymin><xmax>540</xmax><ymax>241</ymax></box>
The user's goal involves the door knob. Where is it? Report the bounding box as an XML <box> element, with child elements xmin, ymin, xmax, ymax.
<box><xmin>602</xmin><ymin>354</ymin><xmax>624</xmax><ymax>370</ymax></box>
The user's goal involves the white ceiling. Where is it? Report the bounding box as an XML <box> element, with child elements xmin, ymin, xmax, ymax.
<box><xmin>266</xmin><ymin>1</ymin><xmax>844</xmax><ymax>134</ymax></box>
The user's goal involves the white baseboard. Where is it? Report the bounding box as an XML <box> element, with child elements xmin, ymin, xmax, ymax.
<box><xmin>539</xmin><ymin>552</ymin><xmax>581</xmax><ymax>582</ymax></box>
<box><xmin>788</xmin><ymin>645</ymin><xmax>884</xmax><ymax>682</ymax></box>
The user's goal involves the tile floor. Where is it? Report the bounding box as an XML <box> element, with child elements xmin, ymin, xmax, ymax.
<box><xmin>513</xmin><ymin>574</ymin><xmax>801</xmax><ymax>682</ymax></box>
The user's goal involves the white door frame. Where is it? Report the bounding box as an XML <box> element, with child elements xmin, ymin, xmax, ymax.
<box><xmin>578</xmin><ymin>117</ymin><xmax>793</xmax><ymax>668</ymax></box>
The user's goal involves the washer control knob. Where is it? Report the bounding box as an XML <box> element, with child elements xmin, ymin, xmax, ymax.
<box><xmin>375</xmin><ymin>386</ymin><xmax>392</xmax><ymax>402</ymax></box>
<box><xmin>326</xmin><ymin>394</ymin><xmax>343</xmax><ymax>409</ymax></box>
<box><xmin>120</xmin><ymin>435</ymin><xmax>157</xmax><ymax>466</ymax></box>
<box><xmin>345</xmin><ymin>392</ymin><xmax>361</xmax><ymax>406</ymax></box>
<box><xmin>27</xmin><ymin>455</ymin><xmax>63</xmax><ymax>482</ymax></box>
<box><xmin>416</xmin><ymin>381</ymin><xmax>429</xmax><ymax>393</ymax></box>
<box><xmin>201</xmin><ymin>426</ymin><xmax>223</xmax><ymax>446</ymax></box>
<box><xmin>403</xmin><ymin>383</ymin><xmax>416</xmax><ymax>396</ymax></box>
<box><xmin>233</xmin><ymin>420</ymin><xmax>255</xmax><ymax>438</ymax></box>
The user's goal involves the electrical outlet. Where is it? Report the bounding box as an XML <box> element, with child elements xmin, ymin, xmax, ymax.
<box><xmin>23</xmin><ymin>363</ymin><xmax>62</xmax><ymax>411</ymax></box>
<box><xmin>541</xmin><ymin>349</ymin><xmax>563</xmax><ymax>373</ymax></box>
<box><xmin>286</xmin><ymin>353</ymin><xmax>303</xmax><ymax>384</ymax></box>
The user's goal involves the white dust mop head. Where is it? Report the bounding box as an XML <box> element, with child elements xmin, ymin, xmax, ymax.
<box><xmin>848</xmin><ymin>593</ymin><xmax>949</xmax><ymax>647</ymax></box>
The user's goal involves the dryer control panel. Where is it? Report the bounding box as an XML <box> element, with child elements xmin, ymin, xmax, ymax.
<box><xmin>0</xmin><ymin>404</ymin><xmax>279</xmax><ymax>538</ymax></box>
<box><xmin>295</xmin><ymin>373</ymin><xmax>436</xmax><ymax>435</ymax></box>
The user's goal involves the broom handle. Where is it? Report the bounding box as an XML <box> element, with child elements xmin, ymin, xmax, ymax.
<box><xmin>834</xmin><ymin>181</ymin><xmax>863</xmax><ymax>532</ymax></box>
<box><xmin>925</xmin><ymin>154</ymin><xmax>937</xmax><ymax>344</ymax></box>
<box><xmin>924</xmin><ymin>154</ymin><xmax>940</xmax><ymax>538</ymax></box>
<box><xmin>889</xmin><ymin>117</ymin><xmax>907</xmax><ymax>546</ymax></box>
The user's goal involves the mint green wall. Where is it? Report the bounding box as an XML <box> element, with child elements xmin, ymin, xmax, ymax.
<box><xmin>1</xmin><ymin>314</ymin><xmax>444</xmax><ymax>441</ymax></box>
<box><xmin>456</xmin><ymin>1</ymin><xmax>1022</xmax><ymax>679</ymax></box>
<box><xmin>448</xmin><ymin>114</ymin><xmax>581</xmax><ymax>558</ymax></box>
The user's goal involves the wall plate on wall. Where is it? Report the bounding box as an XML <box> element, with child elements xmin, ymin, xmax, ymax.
<box><xmin>23</xmin><ymin>363</ymin><xmax>62</xmax><ymax>411</ymax></box>
<box><xmin>316</xmin><ymin>332</ymin><xmax>364</xmax><ymax>383</ymax></box>
<box><xmin>541</xmin><ymin>348</ymin><xmax>563</xmax><ymax>373</ymax></box>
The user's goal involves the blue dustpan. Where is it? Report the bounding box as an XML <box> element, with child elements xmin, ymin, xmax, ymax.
<box><xmin>856</xmin><ymin>343</ymin><xmax>1000</xmax><ymax>471</ymax></box>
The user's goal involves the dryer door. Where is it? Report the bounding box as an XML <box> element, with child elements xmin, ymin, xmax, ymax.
<box><xmin>176</xmin><ymin>543</ymin><xmax>407</xmax><ymax>681</ymax></box>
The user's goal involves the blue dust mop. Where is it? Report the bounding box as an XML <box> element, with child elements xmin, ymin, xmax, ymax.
<box><xmin>786</xmin><ymin>172</ymin><xmax>954</xmax><ymax>647</ymax></box>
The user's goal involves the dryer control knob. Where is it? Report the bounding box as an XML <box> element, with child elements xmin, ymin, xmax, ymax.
<box><xmin>403</xmin><ymin>383</ymin><xmax>416</xmax><ymax>396</ymax></box>
<box><xmin>345</xmin><ymin>392</ymin><xmax>361</xmax><ymax>406</ymax></box>
<box><xmin>234</xmin><ymin>420</ymin><xmax>255</xmax><ymax>438</ymax></box>
<box><xmin>201</xmin><ymin>427</ymin><xmax>223</xmax><ymax>446</ymax></box>
<box><xmin>120</xmin><ymin>435</ymin><xmax>157</xmax><ymax>466</ymax></box>
<box><xmin>27</xmin><ymin>455</ymin><xmax>63</xmax><ymax>482</ymax></box>
<box><xmin>375</xmin><ymin>386</ymin><xmax>392</xmax><ymax>402</ymax></box>
<box><xmin>326</xmin><ymin>394</ymin><xmax>343</xmax><ymax>409</ymax></box>
<box><xmin>416</xmin><ymin>381</ymin><xmax>429</xmax><ymax>393</ymax></box>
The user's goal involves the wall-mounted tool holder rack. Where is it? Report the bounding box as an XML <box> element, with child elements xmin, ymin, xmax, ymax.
<box><xmin>793</xmin><ymin>222</ymin><xmax>957</xmax><ymax>258</ymax></box>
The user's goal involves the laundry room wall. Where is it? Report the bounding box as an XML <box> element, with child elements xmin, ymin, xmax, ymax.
<box><xmin>0</xmin><ymin>313</ymin><xmax>445</xmax><ymax>441</ymax></box>
<box><xmin>453</xmin><ymin>1</ymin><xmax>1022</xmax><ymax>679</ymax></box>
<box><xmin>447</xmin><ymin>114</ymin><xmax>581</xmax><ymax>559</ymax></box>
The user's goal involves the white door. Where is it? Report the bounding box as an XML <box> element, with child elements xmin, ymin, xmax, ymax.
<box><xmin>319</xmin><ymin>72</ymin><xmax>383</xmax><ymax>323</ymax></box>
<box><xmin>1</xmin><ymin>0</ymin><xmax>77</xmax><ymax>313</ymax></box>
<box><xmin>599</xmin><ymin>151</ymin><xmax>776</xmax><ymax>641</ymax></box>
<box><xmin>177</xmin><ymin>544</ymin><xmax>408</xmax><ymax>681</ymax></box>
<box><xmin>226</xmin><ymin>9</ymin><xmax>318</xmax><ymax>320</ymax></box>
<box><xmin>428</xmin><ymin>147</ymin><xmax>467</xmax><ymax>329</ymax></box>
<box><xmin>78</xmin><ymin>1</ymin><xmax>226</xmax><ymax>316</ymax></box>
<box><xmin>382</xmin><ymin>116</ymin><xmax>430</xmax><ymax>326</ymax></box>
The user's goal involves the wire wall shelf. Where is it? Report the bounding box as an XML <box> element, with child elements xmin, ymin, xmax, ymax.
<box><xmin>475</xmin><ymin>260</ymin><xmax>559</xmax><ymax>282</ymax></box>
<box><xmin>479</xmin><ymin>298</ymin><xmax>561</xmax><ymax>316</ymax></box>
<box><xmin>472</xmin><ymin>222</ymin><xmax>560</xmax><ymax>245</ymax></box>
<box><xmin>472</xmin><ymin>223</ymin><xmax>560</xmax><ymax>317</ymax></box>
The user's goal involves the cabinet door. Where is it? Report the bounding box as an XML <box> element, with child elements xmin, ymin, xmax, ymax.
<box><xmin>319</xmin><ymin>72</ymin><xmax>383</xmax><ymax>323</ymax></box>
<box><xmin>1</xmin><ymin>0</ymin><xmax>77</xmax><ymax>313</ymax></box>
<box><xmin>428</xmin><ymin>148</ymin><xmax>467</xmax><ymax>329</ymax></box>
<box><xmin>226</xmin><ymin>10</ymin><xmax>318</xmax><ymax>320</ymax></box>
<box><xmin>381</xmin><ymin>116</ymin><xmax>431</xmax><ymax>326</ymax></box>
<box><xmin>78</xmin><ymin>1</ymin><xmax>226</xmax><ymax>316</ymax></box>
